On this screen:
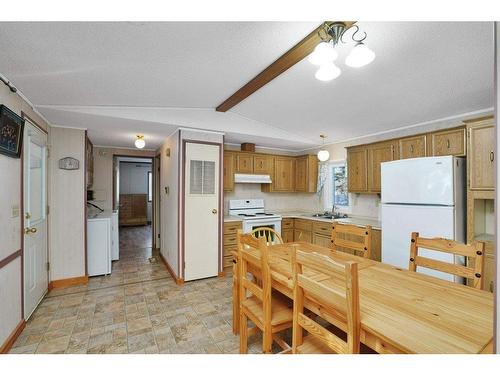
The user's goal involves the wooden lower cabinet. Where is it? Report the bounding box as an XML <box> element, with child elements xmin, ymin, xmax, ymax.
<box><xmin>282</xmin><ymin>229</ymin><xmax>294</xmax><ymax>243</ymax></box>
<box><xmin>312</xmin><ymin>233</ymin><xmax>331</xmax><ymax>248</ymax></box>
<box><xmin>281</xmin><ymin>218</ymin><xmax>381</xmax><ymax>262</ymax></box>
<box><xmin>224</xmin><ymin>221</ymin><xmax>242</xmax><ymax>268</ymax></box>
<box><xmin>294</xmin><ymin>229</ymin><xmax>312</xmax><ymax>243</ymax></box>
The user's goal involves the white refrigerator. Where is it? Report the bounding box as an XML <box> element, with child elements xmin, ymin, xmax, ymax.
<box><xmin>381</xmin><ymin>156</ymin><xmax>466</xmax><ymax>282</ymax></box>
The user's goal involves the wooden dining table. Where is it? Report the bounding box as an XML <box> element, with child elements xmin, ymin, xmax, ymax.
<box><xmin>231</xmin><ymin>241</ymin><xmax>494</xmax><ymax>354</ymax></box>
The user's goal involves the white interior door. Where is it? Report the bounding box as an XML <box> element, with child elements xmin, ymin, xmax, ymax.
<box><xmin>23</xmin><ymin>121</ymin><xmax>48</xmax><ymax>319</ymax></box>
<box><xmin>184</xmin><ymin>142</ymin><xmax>220</xmax><ymax>281</ymax></box>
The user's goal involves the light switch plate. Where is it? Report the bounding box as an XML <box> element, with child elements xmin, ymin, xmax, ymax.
<box><xmin>11</xmin><ymin>205</ymin><xmax>20</xmax><ymax>218</ymax></box>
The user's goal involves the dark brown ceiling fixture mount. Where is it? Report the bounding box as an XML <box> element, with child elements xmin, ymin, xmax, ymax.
<box><xmin>215</xmin><ymin>21</ymin><xmax>356</xmax><ymax>112</ymax></box>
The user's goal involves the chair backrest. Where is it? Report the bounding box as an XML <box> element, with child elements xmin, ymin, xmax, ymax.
<box><xmin>409</xmin><ymin>232</ymin><xmax>485</xmax><ymax>289</ymax></box>
<box><xmin>237</xmin><ymin>229</ymin><xmax>272</xmax><ymax>319</ymax></box>
<box><xmin>251</xmin><ymin>227</ymin><xmax>284</xmax><ymax>246</ymax></box>
<box><xmin>331</xmin><ymin>222</ymin><xmax>372</xmax><ymax>259</ymax></box>
<box><xmin>291</xmin><ymin>249</ymin><xmax>360</xmax><ymax>354</ymax></box>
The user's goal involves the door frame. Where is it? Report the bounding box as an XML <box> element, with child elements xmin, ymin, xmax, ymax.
<box><xmin>181</xmin><ymin>139</ymin><xmax>223</xmax><ymax>280</ymax></box>
<box><xmin>113</xmin><ymin>154</ymin><xmax>156</xmax><ymax>248</ymax></box>
<box><xmin>21</xmin><ymin>112</ymin><xmax>49</xmax><ymax>319</ymax></box>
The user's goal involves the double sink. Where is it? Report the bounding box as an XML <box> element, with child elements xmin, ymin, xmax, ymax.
<box><xmin>310</xmin><ymin>212</ymin><xmax>349</xmax><ymax>220</ymax></box>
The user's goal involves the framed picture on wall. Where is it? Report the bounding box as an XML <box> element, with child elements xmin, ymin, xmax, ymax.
<box><xmin>0</xmin><ymin>104</ymin><xmax>25</xmax><ymax>158</ymax></box>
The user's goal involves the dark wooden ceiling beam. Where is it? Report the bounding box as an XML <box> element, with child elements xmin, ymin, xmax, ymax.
<box><xmin>216</xmin><ymin>21</ymin><xmax>355</xmax><ymax>112</ymax></box>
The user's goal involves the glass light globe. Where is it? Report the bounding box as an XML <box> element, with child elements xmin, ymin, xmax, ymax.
<box><xmin>135</xmin><ymin>136</ymin><xmax>145</xmax><ymax>149</ymax></box>
<box><xmin>345</xmin><ymin>42</ymin><xmax>376</xmax><ymax>68</ymax></box>
<box><xmin>315</xmin><ymin>62</ymin><xmax>341</xmax><ymax>82</ymax></box>
<box><xmin>308</xmin><ymin>42</ymin><xmax>338</xmax><ymax>66</ymax></box>
<box><xmin>317</xmin><ymin>149</ymin><xmax>330</xmax><ymax>162</ymax></box>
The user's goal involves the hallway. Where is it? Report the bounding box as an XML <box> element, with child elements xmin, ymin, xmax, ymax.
<box><xmin>8</xmin><ymin>226</ymin><xmax>237</xmax><ymax>354</ymax></box>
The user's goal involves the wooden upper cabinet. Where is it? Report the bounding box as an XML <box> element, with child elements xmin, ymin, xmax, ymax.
<box><xmin>273</xmin><ymin>156</ymin><xmax>295</xmax><ymax>192</ymax></box>
<box><xmin>85</xmin><ymin>136</ymin><xmax>94</xmax><ymax>189</ymax></box>
<box><xmin>236</xmin><ymin>153</ymin><xmax>254</xmax><ymax>173</ymax></box>
<box><xmin>295</xmin><ymin>155</ymin><xmax>318</xmax><ymax>193</ymax></box>
<box><xmin>347</xmin><ymin>147</ymin><xmax>368</xmax><ymax>192</ymax></box>
<box><xmin>253</xmin><ymin>154</ymin><xmax>273</xmax><ymax>174</ymax></box>
<box><xmin>431</xmin><ymin>127</ymin><xmax>466</xmax><ymax>156</ymax></box>
<box><xmin>368</xmin><ymin>141</ymin><xmax>398</xmax><ymax>192</ymax></box>
<box><xmin>467</xmin><ymin>120</ymin><xmax>495</xmax><ymax>191</ymax></box>
<box><xmin>223</xmin><ymin>152</ymin><xmax>235</xmax><ymax>191</ymax></box>
<box><xmin>399</xmin><ymin>135</ymin><xmax>426</xmax><ymax>159</ymax></box>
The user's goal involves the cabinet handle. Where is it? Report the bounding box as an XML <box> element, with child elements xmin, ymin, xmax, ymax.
<box><xmin>490</xmin><ymin>281</ymin><xmax>494</xmax><ymax>293</ymax></box>
<box><xmin>490</xmin><ymin>151</ymin><xmax>494</xmax><ymax>162</ymax></box>
<box><xmin>391</xmin><ymin>145</ymin><xmax>394</xmax><ymax>159</ymax></box>
<box><xmin>410</xmin><ymin>144</ymin><xmax>414</xmax><ymax>153</ymax></box>
<box><xmin>446</xmin><ymin>139</ymin><xmax>450</xmax><ymax>149</ymax></box>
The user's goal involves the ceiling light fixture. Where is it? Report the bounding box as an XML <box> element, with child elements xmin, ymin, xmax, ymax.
<box><xmin>317</xmin><ymin>134</ymin><xmax>330</xmax><ymax>162</ymax></box>
<box><xmin>134</xmin><ymin>135</ymin><xmax>145</xmax><ymax>149</ymax></box>
<box><xmin>309</xmin><ymin>23</ymin><xmax>376</xmax><ymax>81</ymax></box>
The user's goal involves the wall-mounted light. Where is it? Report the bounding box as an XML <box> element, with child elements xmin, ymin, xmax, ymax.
<box><xmin>135</xmin><ymin>135</ymin><xmax>145</xmax><ymax>149</ymax></box>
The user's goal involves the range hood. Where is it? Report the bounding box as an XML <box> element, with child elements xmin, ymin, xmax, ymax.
<box><xmin>234</xmin><ymin>173</ymin><xmax>272</xmax><ymax>184</ymax></box>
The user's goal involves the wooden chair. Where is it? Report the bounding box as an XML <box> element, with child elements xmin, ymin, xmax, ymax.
<box><xmin>237</xmin><ymin>229</ymin><xmax>293</xmax><ymax>353</ymax></box>
<box><xmin>409</xmin><ymin>232</ymin><xmax>485</xmax><ymax>289</ymax></box>
<box><xmin>331</xmin><ymin>222</ymin><xmax>372</xmax><ymax>259</ymax></box>
<box><xmin>251</xmin><ymin>227</ymin><xmax>283</xmax><ymax>245</ymax></box>
<box><xmin>291</xmin><ymin>249</ymin><xmax>361</xmax><ymax>354</ymax></box>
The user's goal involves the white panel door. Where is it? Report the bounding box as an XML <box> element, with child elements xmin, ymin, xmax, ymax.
<box><xmin>184</xmin><ymin>142</ymin><xmax>220</xmax><ymax>281</ymax></box>
<box><xmin>381</xmin><ymin>156</ymin><xmax>455</xmax><ymax>205</ymax></box>
<box><xmin>381</xmin><ymin>204</ymin><xmax>462</xmax><ymax>282</ymax></box>
<box><xmin>23</xmin><ymin>121</ymin><xmax>48</xmax><ymax>319</ymax></box>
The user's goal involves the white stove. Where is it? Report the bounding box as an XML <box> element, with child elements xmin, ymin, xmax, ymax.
<box><xmin>228</xmin><ymin>199</ymin><xmax>282</xmax><ymax>234</ymax></box>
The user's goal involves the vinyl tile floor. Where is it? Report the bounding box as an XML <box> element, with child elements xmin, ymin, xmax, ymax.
<box><xmin>9</xmin><ymin>225</ymin><xmax>271</xmax><ymax>354</ymax></box>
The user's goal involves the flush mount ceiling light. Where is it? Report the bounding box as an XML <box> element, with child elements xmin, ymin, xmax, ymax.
<box><xmin>309</xmin><ymin>22</ymin><xmax>376</xmax><ymax>81</ymax></box>
<box><xmin>317</xmin><ymin>134</ymin><xmax>330</xmax><ymax>162</ymax></box>
<box><xmin>134</xmin><ymin>135</ymin><xmax>145</xmax><ymax>149</ymax></box>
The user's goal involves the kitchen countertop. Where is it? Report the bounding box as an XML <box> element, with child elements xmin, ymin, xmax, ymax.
<box><xmin>87</xmin><ymin>209</ymin><xmax>117</xmax><ymax>220</ymax></box>
<box><xmin>224</xmin><ymin>211</ymin><xmax>381</xmax><ymax>230</ymax></box>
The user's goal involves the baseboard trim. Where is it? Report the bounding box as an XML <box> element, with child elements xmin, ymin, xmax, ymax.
<box><xmin>158</xmin><ymin>252</ymin><xmax>184</xmax><ymax>285</ymax></box>
<box><xmin>0</xmin><ymin>320</ymin><xmax>26</xmax><ymax>354</ymax></box>
<box><xmin>48</xmin><ymin>275</ymin><xmax>89</xmax><ymax>291</ymax></box>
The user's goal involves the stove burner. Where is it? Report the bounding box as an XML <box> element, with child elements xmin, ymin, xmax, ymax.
<box><xmin>238</xmin><ymin>214</ymin><xmax>256</xmax><ymax>217</ymax></box>
<box><xmin>255</xmin><ymin>213</ymin><xmax>274</xmax><ymax>216</ymax></box>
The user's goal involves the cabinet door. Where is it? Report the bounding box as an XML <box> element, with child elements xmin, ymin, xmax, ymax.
<box><xmin>274</xmin><ymin>157</ymin><xmax>295</xmax><ymax>192</ymax></box>
<box><xmin>294</xmin><ymin>229</ymin><xmax>311</xmax><ymax>243</ymax></box>
<box><xmin>347</xmin><ymin>148</ymin><xmax>368</xmax><ymax>192</ymax></box>
<box><xmin>236</xmin><ymin>154</ymin><xmax>254</xmax><ymax>173</ymax></box>
<box><xmin>253</xmin><ymin>155</ymin><xmax>273</xmax><ymax>174</ymax></box>
<box><xmin>312</xmin><ymin>233</ymin><xmax>332</xmax><ymax>248</ymax></box>
<box><xmin>431</xmin><ymin>128</ymin><xmax>466</xmax><ymax>156</ymax></box>
<box><xmin>368</xmin><ymin>141</ymin><xmax>397</xmax><ymax>192</ymax></box>
<box><xmin>223</xmin><ymin>153</ymin><xmax>235</xmax><ymax>191</ymax></box>
<box><xmin>469</xmin><ymin>125</ymin><xmax>494</xmax><ymax>190</ymax></box>
<box><xmin>399</xmin><ymin>135</ymin><xmax>426</xmax><ymax>159</ymax></box>
<box><xmin>294</xmin><ymin>156</ymin><xmax>307</xmax><ymax>192</ymax></box>
<box><xmin>282</xmin><ymin>229</ymin><xmax>294</xmax><ymax>243</ymax></box>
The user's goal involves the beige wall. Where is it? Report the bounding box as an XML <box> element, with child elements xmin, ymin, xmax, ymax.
<box><xmin>159</xmin><ymin>132</ymin><xmax>180</xmax><ymax>275</ymax></box>
<box><xmin>48</xmin><ymin>127</ymin><xmax>86</xmax><ymax>281</ymax></box>
<box><xmin>91</xmin><ymin>147</ymin><xmax>155</xmax><ymax>211</ymax></box>
<box><xmin>0</xmin><ymin>83</ymin><xmax>49</xmax><ymax>346</ymax></box>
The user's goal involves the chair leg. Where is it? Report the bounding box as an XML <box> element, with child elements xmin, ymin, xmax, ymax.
<box><xmin>263</xmin><ymin>329</ymin><xmax>273</xmax><ymax>353</ymax></box>
<box><xmin>239</xmin><ymin>312</ymin><xmax>248</xmax><ymax>354</ymax></box>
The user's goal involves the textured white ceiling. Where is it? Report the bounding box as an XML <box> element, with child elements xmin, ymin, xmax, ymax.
<box><xmin>0</xmin><ymin>21</ymin><xmax>494</xmax><ymax>150</ymax></box>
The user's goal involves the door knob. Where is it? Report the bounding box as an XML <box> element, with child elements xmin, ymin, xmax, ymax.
<box><xmin>212</xmin><ymin>209</ymin><xmax>218</xmax><ymax>214</ymax></box>
<box><xmin>24</xmin><ymin>227</ymin><xmax>37</xmax><ymax>234</ymax></box>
